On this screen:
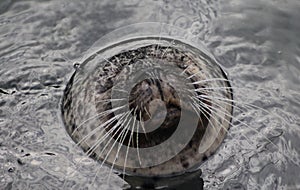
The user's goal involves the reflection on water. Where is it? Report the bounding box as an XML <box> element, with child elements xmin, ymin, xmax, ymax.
<box><xmin>0</xmin><ymin>0</ymin><xmax>299</xmax><ymax>189</ymax></box>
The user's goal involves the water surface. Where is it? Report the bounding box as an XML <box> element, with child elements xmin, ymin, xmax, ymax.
<box><xmin>0</xmin><ymin>0</ymin><xmax>299</xmax><ymax>189</ymax></box>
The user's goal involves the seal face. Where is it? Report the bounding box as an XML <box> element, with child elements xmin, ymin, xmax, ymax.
<box><xmin>61</xmin><ymin>24</ymin><xmax>233</xmax><ymax>181</ymax></box>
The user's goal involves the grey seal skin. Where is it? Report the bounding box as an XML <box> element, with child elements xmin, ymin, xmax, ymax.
<box><xmin>62</xmin><ymin>39</ymin><xmax>233</xmax><ymax>189</ymax></box>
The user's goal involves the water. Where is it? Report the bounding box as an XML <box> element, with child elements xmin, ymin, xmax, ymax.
<box><xmin>0</xmin><ymin>0</ymin><xmax>299</xmax><ymax>189</ymax></box>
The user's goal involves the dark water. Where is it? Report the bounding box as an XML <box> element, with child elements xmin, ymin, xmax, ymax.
<box><xmin>0</xmin><ymin>0</ymin><xmax>299</xmax><ymax>189</ymax></box>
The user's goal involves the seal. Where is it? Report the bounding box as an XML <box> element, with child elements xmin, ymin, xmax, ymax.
<box><xmin>61</xmin><ymin>23</ymin><xmax>233</xmax><ymax>188</ymax></box>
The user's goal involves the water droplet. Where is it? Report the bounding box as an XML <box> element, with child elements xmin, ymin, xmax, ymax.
<box><xmin>73</xmin><ymin>63</ymin><xmax>80</xmax><ymax>69</ymax></box>
<box><xmin>8</xmin><ymin>167</ymin><xmax>15</xmax><ymax>172</ymax></box>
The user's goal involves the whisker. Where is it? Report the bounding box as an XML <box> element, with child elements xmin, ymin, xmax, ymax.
<box><xmin>136</xmin><ymin>112</ymin><xmax>142</xmax><ymax>167</ymax></box>
<box><xmin>104</xmin><ymin>112</ymin><xmax>134</xmax><ymax>183</ymax></box>
<box><xmin>160</xmin><ymin>39</ymin><xmax>175</xmax><ymax>58</ymax></box>
<box><xmin>75</xmin><ymin>113</ymin><xmax>124</xmax><ymax>146</ymax></box>
<box><xmin>197</xmin><ymin>94</ymin><xmax>289</xmax><ymax>125</ymax></box>
<box><xmin>139</xmin><ymin>110</ymin><xmax>147</xmax><ymax>135</ymax></box>
<box><xmin>186</xmin><ymin>70</ymin><xmax>205</xmax><ymax>80</ymax></box>
<box><xmin>192</xmin><ymin>96</ymin><xmax>278</xmax><ymax>149</ymax></box>
<box><xmin>113</xmin><ymin>88</ymin><xmax>129</xmax><ymax>94</ymax></box>
<box><xmin>93</xmin><ymin>108</ymin><xmax>134</xmax><ymax>185</ymax></box>
<box><xmin>188</xmin><ymin>78</ymin><xmax>232</xmax><ymax>85</ymax></box>
<box><xmin>71</xmin><ymin>105</ymin><xmax>126</xmax><ymax>136</ymax></box>
<box><xmin>122</xmin><ymin>107</ymin><xmax>138</xmax><ymax>178</ymax></box>
<box><xmin>190</xmin><ymin>96</ymin><xmax>231</xmax><ymax>138</ymax></box>
<box><xmin>85</xmin><ymin>112</ymin><xmax>130</xmax><ymax>157</ymax></box>
<box><xmin>190</xmin><ymin>98</ymin><xmax>254</xmax><ymax>146</ymax></box>
<box><xmin>94</xmin><ymin>98</ymin><xmax>127</xmax><ymax>104</ymax></box>
<box><xmin>64</xmin><ymin>110</ymin><xmax>129</xmax><ymax>189</ymax></box>
<box><xmin>190</xmin><ymin>101</ymin><xmax>220</xmax><ymax>137</ymax></box>
<box><xmin>191</xmin><ymin>86</ymin><xmax>234</xmax><ymax>92</ymax></box>
<box><xmin>144</xmin><ymin>106</ymin><xmax>152</xmax><ymax>120</ymax></box>
<box><xmin>180</xmin><ymin>64</ymin><xmax>194</xmax><ymax>76</ymax></box>
<box><xmin>92</xmin><ymin>110</ymin><xmax>133</xmax><ymax>186</ymax></box>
